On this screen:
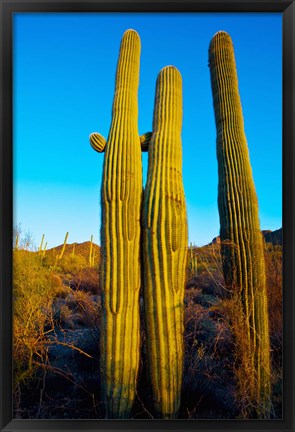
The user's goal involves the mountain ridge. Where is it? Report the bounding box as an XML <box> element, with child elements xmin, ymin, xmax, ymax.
<box><xmin>210</xmin><ymin>227</ymin><xmax>282</xmax><ymax>246</ymax></box>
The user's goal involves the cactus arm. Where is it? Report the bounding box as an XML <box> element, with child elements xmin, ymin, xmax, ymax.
<box><xmin>142</xmin><ymin>66</ymin><xmax>188</xmax><ymax>418</ymax></box>
<box><xmin>209</xmin><ymin>31</ymin><xmax>271</xmax><ymax>417</ymax></box>
<box><xmin>140</xmin><ymin>132</ymin><xmax>152</xmax><ymax>151</ymax></box>
<box><xmin>90</xmin><ymin>132</ymin><xmax>106</xmax><ymax>152</ymax></box>
<box><xmin>98</xmin><ymin>29</ymin><xmax>142</xmax><ymax>419</ymax></box>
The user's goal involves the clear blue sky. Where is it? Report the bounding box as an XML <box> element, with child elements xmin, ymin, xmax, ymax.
<box><xmin>13</xmin><ymin>12</ymin><xmax>282</xmax><ymax>248</ymax></box>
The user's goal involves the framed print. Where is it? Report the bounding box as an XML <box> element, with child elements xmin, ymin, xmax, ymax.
<box><xmin>1</xmin><ymin>1</ymin><xmax>294</xmax><ymax>431</ymax></box>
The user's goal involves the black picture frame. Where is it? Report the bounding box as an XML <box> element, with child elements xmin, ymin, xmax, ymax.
<box><xmin>0</xmin><ymin>1</ymin><xmax>294</xmax><ymax>431</ymax></box>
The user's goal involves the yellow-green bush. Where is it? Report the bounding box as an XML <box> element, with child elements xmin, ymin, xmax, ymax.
<box><xmin>58</xmin><ymin>254</ymin><xmax>88</xmax><ymax>275</ymax></box>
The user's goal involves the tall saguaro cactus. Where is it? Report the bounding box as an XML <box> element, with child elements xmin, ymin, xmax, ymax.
<box><xmin>142</xmin><ymin>66</ymin><xmax>188</xmax><ymax>418</ymax></box>
<box><xmin>90</xmin><ymin>29</ymin><xmax>142</xmax><ymax>418</ymax></box>
<box><xmin>208</xmin><ymin>31</ymin><xmax>271</xmax><ymax>417</ymax></box>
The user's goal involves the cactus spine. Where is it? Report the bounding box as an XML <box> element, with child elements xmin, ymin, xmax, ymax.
<box><xmin>90</xmin><ymin>29</ymin><xmax>142</xmax><ymax>418</ymax></box>
<box><xmin>142</xmin><ymin>66</ymin><xmax>188</xmax><ymax>418</ymax></box>
<box><xmin>208</xmin><ymin>31</ymin><xmax>271</xmax><ymax>417</ymax></box>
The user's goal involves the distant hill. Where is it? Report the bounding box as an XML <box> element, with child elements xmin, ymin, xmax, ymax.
<box><xmin>263</xmin><ymin>228</ymin><xmax>282</xmax><ymax>245</ymax></box>
<box><xmin>45</xmin><ymin>228</ymin><xmax>283</xmax><ymax>256</ymax></box>
<box><xmin>210</xmin><ymin>228</ymin><xmax>282</xmax><ymax>247</ymax></box>
<box><xmin>47</xmin><ymin>241</ymin><xmax>100</xmax><ymax>259</ymax></box>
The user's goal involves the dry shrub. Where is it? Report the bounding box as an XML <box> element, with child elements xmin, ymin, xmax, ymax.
<box><xmin>13</xmin><ymin>251</ymin><xmax>55</xmax><ymax>392</ymax></box>
<box><xmin>182</xmin><ymin>294</ymin><xmax>236</xmax><ymax>418</ymax></box>
<box><xmin>13</xmin><ymin>249</ymin><xmax>102</xmax><ymax>418</ymax></box>
<box><xmin>218</xmin><ymin>297</ymin><xmax>259</xmax><ymax>418</ymax></box>
<box><xmin>264</xmin><ymin>244</ymin><xmax>282</xmax><ymax>363</ymax></box>
<box><xmin>69</xmin><ymin>290</ymin><xmax>100</xmax><ymax>331</ymax></box>
<box><xmin>188</xmin><ymin>241</ymin><xmax>282</xmax><ymax>419</ymax></box>
<box><xmin>218</xmin><ymin>293</ymin><xmax>280</xmax><ymax>419</ymax></box>
<box><xmin>68</xmin><ymin>268</ymin><xmax>100</xmax><ymax>294</ymax></box>
<box><xmin>186</xmin><ymin>244</ymin><xmax>227</xmax><ymax>299</ymax></box>
<box><xmin>264</xmin><ymin>243</ymin><xmax>282</xmax><ymax>417</ymax></box>
<box><xmin>50</xmin><ymin>274</ymin><xmax>71</xmax><ymax>298</ymax></box>
<box><xmin>52</xmin><ymin>289</ymin><xmax>100</xmax><ymax>339</ymax></box>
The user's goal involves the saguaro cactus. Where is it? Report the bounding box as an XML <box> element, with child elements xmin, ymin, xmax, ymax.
<box><xmin>142</xmin><ymin>66</ymin><xmax>188</xmax><ymax>418</ymax></box>
<box><xmin>57</xmin><ymin>232</ymin><xmax>68</xmax><ymax>260</ymax></box>
<box><xmin>90</xmin><ymin>29</ymin><xmax>143</xmax><ymax>418</ymax></box>
<box><xmin>189</xmin><ymin>242</ymin><xmax>197</xmax><ymax>277</ymax></box>
<box><xmin>38</xmin><ymin>234</ymin><xmax>45</xmax><ymax>254</ymax></box>
<box><xmin>89</xmin><ymin>235</ymin><xmax>94</xmax><ymax>268</ymax></box>
<box><xmin>208</xmin><ymin>31</ymin><xmax>271</xmax><ymax>417</ymax></box>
